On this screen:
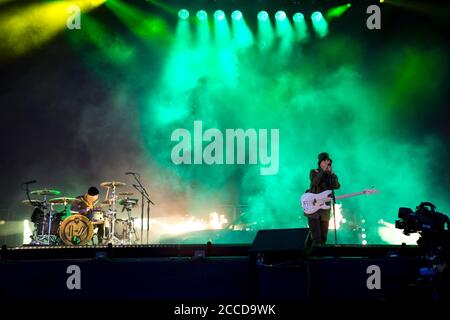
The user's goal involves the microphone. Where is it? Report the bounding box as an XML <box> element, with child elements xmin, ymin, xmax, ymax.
<box><xmin>23</xmin><ymin>180</ymin><xmax>37</xmax><ymax>185</ymax></box>
<box><xmin>125</xmin><ymin>172</ymin><xmax>136</xmax><ymax>175</ymax></box>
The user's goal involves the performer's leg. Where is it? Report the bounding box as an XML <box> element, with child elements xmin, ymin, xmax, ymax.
<box><xmin>320</xmin><ymin>220</ymin><xmax>329</xmax><ymax>245</ymax></box>
<box><xmin>308</xmin><ymin>217</ymin><xmax>322</xmax><ymax>246</ymax></box>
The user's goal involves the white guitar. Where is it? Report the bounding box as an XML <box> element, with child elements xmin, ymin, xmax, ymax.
<box><xmin>301</xmin><ymin>189</ymin><xmax>379</xmax><ymax>215</ymax></box>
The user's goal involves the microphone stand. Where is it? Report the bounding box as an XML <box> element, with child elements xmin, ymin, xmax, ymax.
<box><xmin>328</xmin><ymin>166</ymin><xmax>337</xmax><ymax>245</ymax></box>
<box><xmin>328</xmin><ymin>171</ymin><xmax>338</xmax><ymax>246</ymax></box>
<box><xmin>331</xmin><ymin>189</ymin><xmax>338</xmax><ymax>246</ymax></box>
<box><xmin>130</xmin><ymin>174</ymin><xmax>155</xmax><ymax>244</ymax></box>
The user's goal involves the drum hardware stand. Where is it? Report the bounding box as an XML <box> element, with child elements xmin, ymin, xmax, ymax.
<box><xmin>106</xmin><ymin>186</ymin><xmax>119</xmax><ymax>244</ymax></box>
<box><xmin>45</xmin><ymin>198</ymin><xmax>56</xmax><ymax>245</ymax></box>
<box><xmin>122</xmin><ymin>199</ymin><xmax>139</xmax><ymax>244</ymax></box>
<box><xmin>129</xmin><ymin>173</ymin><xmax>155</xmax><ymax>244</ymax></box>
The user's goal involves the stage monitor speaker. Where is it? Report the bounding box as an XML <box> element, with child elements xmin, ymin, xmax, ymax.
<box><xmin>249</xmin><ymin>228</ymin><xmax>312</xmax><ymax>259</ymax></box>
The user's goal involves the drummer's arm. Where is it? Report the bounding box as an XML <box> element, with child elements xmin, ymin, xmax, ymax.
<box><xmin>71</xmin><ymin>202</ymin><xmax>86</xmax><ymax>215</ymax></box>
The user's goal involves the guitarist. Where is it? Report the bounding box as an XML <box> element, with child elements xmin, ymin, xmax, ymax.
<box><xmin>307</xmin><ymin>152</ymin><xmax>340</xmax><ymax>246</ymax></box>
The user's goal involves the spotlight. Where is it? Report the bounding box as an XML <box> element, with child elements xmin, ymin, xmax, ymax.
<box><xmin>178</xmin><ymin>9</ymin><xmax>189</xmax><ymax>20</ymax></box>
<box><xmin>275</xmin><ymin>11</ymin><xmax>286</xmax><ymax>22</ymax></box>
<box><xmin>196</xmin><ymin>10</ymin><xmax>208</xmax><ymax>21</ymax></box>
<box><xmin>293</xmin><ymin>12</ymin><xmax>304</xmax><ymax>22</ymax></box>
<box><xmin>231</xmin><ymin>10</ymin><xmax>243</xmax><ymax>21</ymax></box>
<box><xmin>311</xmin><ymin>11</ymin><xmax>323</xmax><ymax>22</ymax></box>
<box><xmin>362</xmin><ymin>240</ymin><xmax>368</xmax><ymax>245</ymax></box>
<box><xmin>214</xmin><ymin>10</ymin><xmax>225</xmax><ymax>21</ymax></box>
<box><xmin>362</xmin><ymin>234</ymin><xmax>367</xmax><ymax>239</ymax></box>
<box><xmin>257</xmin><ymin>11</ymin><xmax>269</xmax><ymax>22</ymax></box>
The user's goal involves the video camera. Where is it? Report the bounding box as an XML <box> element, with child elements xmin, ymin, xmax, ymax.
<box><xmin>395</xmin><ymin>202</ymin><xmax>449</xmax><ymax>236</ymax></box>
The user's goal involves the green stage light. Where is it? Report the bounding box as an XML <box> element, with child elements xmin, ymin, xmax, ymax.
<box><xmin>311</xmin><ymin>11</ymin><xmax>323</xmax><ymax>22</ymax></box>
<box><xmin>257</xmin><ymin>11</ymin><xmax>269</xmax><ymax>22</ymax></box>
<box><xmin>231</xmin><ymin>10</ymin><xmax>242</xmax><ymax>21</ymax></box>
<box><xmin>214</xmin><ymin>10</ymin><xmax>225</xmax><ymax>21</ymax></box>
<box><xmin>196</xmin><ymin>10</ymin><xmax>208</xmax><ymax>21</ymax></box>
<box><xmin>178</xmin><ymin>9</ymin><xmax>189</xmax><ymax>20</ymax></box>
<box><xmin>326</xmin><ymin>3</ymin><xmax>352</xmax><ymax>20</ymax></box>
<box><xmin>311</xmin><ymin>11</ymin><xmax>328</xmax><ymax>38</ymax></box>
<box><xmin>275</xmin><ymin>11</ymin><xmax>286</xmax><ymax>22</ymax></box>
<box><xmin>293</xmin><ymin>12</ymin><xmax>309</xmax><ymax>42</ymax></box>
<box><xmin>293</xmin><ymin>12</ymin><xmax>304</xmax><ymax>22</ymax></box>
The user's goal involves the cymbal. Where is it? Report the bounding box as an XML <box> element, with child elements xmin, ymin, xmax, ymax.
<box><xmin>49</xmin><ymin>197</ymin><xmax>76</xmax><ymax>205</ymax></box>
<box><xmin>100</xmin><ymin>200</ymin><xmax>112</xmax><ymax>205</ymax></box>
<box><xmin>119</xmin><ymin>198</ymin><xmax>138</xmax><ymax>206</ymax></box>
<box><xmin>30</xmin><ymin>189</ymin><xmax>61</xmax><ymax>196</ymax></box>
<box><xmin>22</xmin><ymin>199</ymin><xmax>43</xmax><ymax>206</ymax></box>
<box><xmin>100</xmin><ymin>181</ymin><xmax>127</xmax><ymax>188</ymax></box>
<box><xmin>119</xmin><ymin>192</ymin><xmax>134</xmax><ymax>196</ymax></box>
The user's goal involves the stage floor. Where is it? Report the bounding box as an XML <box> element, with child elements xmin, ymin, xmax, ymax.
<box><xmin>0</xmin><ymin>244</ymin><xmax>428</xmax><ymax>301</ymax></box>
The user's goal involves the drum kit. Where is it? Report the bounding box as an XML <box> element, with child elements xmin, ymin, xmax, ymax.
<box><xmin>23</xmin><ymin>182</ymin><xmax>139</xmax><ymax>246</ymax></box>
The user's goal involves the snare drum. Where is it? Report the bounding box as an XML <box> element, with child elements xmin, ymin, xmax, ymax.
<box><xmin>91</xmin><ymin>209</ymin><xmax>104</xmax><ymax>224</ymax></box>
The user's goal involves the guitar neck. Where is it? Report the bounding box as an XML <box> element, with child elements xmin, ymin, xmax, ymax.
<box><xmin>327</xmin><ymin>191</ymin><xmax>366</xmax><ymax>202</ymax></box>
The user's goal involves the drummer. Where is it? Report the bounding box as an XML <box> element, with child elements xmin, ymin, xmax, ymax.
<box><xmin>71</xmin><ymin>186</ymin><xmax>106</xmax><ymax>244</ymax></box>
<box><xmin>71</xmin><ymin>186</ymin><xmax>100</xmax><ymax>219</ymax></box>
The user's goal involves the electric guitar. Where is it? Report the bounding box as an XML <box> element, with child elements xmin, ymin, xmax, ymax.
<box><xmin>301</xmin><ymin>189</ymin><xmax>379</xmax><ymax>215</ymax></box>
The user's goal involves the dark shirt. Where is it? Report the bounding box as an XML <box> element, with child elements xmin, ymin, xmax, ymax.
<box><xmin>306</xmin><ymin>169</ymin><xmax>341</xmax><ymax>221</ymax></box>
<box><xmin>309</xmin><ymin>169</ymin><xmax>340</xmax><ymax>194</ymax></box>
<box><xmin>71</xmin><ymin>195</ymin><xmax>97</xmax><ymax>220</ymax></box>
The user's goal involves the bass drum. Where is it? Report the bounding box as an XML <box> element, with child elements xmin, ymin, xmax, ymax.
<box><xmin>59</xmin><ymin>214</ymin><xmax>93</xmax><ymax>246</ymax></box>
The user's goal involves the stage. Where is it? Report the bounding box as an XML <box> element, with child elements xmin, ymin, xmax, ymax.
<box><xmin>0</xmin><ymin>243</ymin><xmax>429</xmax><ymax>301</ymax></box>
<box><xmin>0</xmin><ymin>0</ymin><xmax>449</xmax><ymax>313</ymax></box>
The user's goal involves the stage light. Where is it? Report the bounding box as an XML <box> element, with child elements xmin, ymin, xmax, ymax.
<box><xmin>341</xmin><ymin>218</ymin><xmax>347</xmax><ymax>224</ymax></box>
<box><xmin>362</xmin><ymin>219</ymin><xmax>366</xmax><ymax>224</ymax></box>
<box><xmin>293</xmin><ymin>12</ymin><xmax>309</xmax><ymax>42</ymax></box>
<box><xmin>0</xmin><ymin>0</ymin><xmax>107</xmax><ymax>61</ymax></box>
<box><xmin>231</xmin><ymin>10</ymin><xmax>254</xmax><ymax>49</ymax></box>
<box><xmin>362</xmin><ymin>234</ymin><xmax>367</xmax><ymax>239</ymax></box>
<box><xmin>257</xmin><ymin>11</ymin><xmax>269</xmax><ymax>22</ymax></box>
<box><xmin>23</xmin><ymin>219</ymin><xmax>32</xmax><ymax>245</ymax></box>
<box><xmin>326</xmin><ymin>3</ymin><xmax>352</xmax><ymax>20</ymax></box>
<box><xmin>214</xmin><ymin>10</ymin><xmax>225</xmax><ymax>21</ymax></box>
<box><xmin>214</xmin><ymin>9</ymin><xmax>231</xmax><ymax>45</ymax></box>
<box><xmin>311</xmin><ymin>11</ymin><xmax>328</xmax><ymax>38</ymax></box>
<box><xmin>293</xmin><ymin>12</ymin><xmax>304</xmax><ymax>22</ymax></box>
<box><xmin>257</xmin><ymin>11</ymin><xmax>273</xmax><ymax>50</ymax></box>
<box><xmin>197</xmin><ymin>10</ymin><xmax>208</xmax><ymax>21</ymax></box>
<box><xmin>380</xmin><ymin>0</ymin><xmax>384</xmax><ymax>3</ymax></box>
<box><xmin>231</xmin><ymin>10</ymin><xmax>243</xmax><ymax>21</ymax></box>
<box><xmin>311</xmin><ymin>11</ymin><xmax>323</xmax><ymax>22</ymax></box>
<box><xmin>178</xmin><ymin>9</ymin><xmax>189</xmax><ymax>20</ymax></box>
<box><xmin>362</xmin><ymin>240</ymin><xmax>368</xmax><ymax>245</ymax></box>
<box><xmin>106</xmin><ymin>0</ymin><xmax>169</xmax><ymax>41</ymax></box>
<box><xmin>275</xmin><ymin>11</ymin><xmax>286</xmax><ymax>22</ymax></box>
